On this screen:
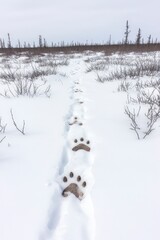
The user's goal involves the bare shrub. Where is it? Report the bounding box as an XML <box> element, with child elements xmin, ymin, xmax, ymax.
<box><xmin>137</xmin><ymin>87</ymin><xmax>160</xmax><ymax>107</ymax></box>
<box><xmin>38</xmin><ymin>58</ymin><xmax>69</xmax><ymax>68</ymax></box>
<box><xmin>125</xmin><ymin>86</ymin><xmax>160</xmax><ymax>139</ymax></box>
<box><xmin>29</xmin><ymin>64</ymin><xmax>57</xmax><ymax>79</ymax></box>
<box><xmin>0</xmin><ymin>63</ymin><xmax>51</xmax><ymax>98</ymax></box>
<box><xmin>124</xmin><ymin>106</ymin><xmax>141</xmax><ymax>139</ymax></box>
<box><xmin>143</xmin><ymin>104</ymin><xmax>160</xmax><ymax>138</ymax></box>
<box><xmin>86</xmin><ymin>61</ymin><xmax>107</xmax><ymax>72</ymax></box>
<box><xmin>0</xmin><ymin>64</ymin><xmax>18</xmax><ymax>82</ymax></box>
<box><xmin>0</xmin><ymin>117</ymin><xmax>7</xmax><ymax>133</ymax></box>
<box><xmin>84</xmin><ymin>57</ymin><xmax>92</xmax><ymax>63</ymax></box>
<box><xmin>125</xmin><ymin>103</ymin><xmax>160</xmax><ymax>139</ymax></box>
<box><xmin>96</xmin><ymin>74</ymin><xmax>105</xmax><ymax>83</ymax></box>
<box><xmin>0</xmin><ymin>117</ymin><xmax>7</xmax><ymax>143</ymax></box>
<box><xmin>0</xmin><ymin>78</ymin><xmax>51</xmax><ymax>98</ymax></box>
<box><xmin>135</xmin><ymin>57</ymin><xmax>160</xmax><ymax>76</ymax></box>
<box><xmin>117</xmin><ymin>80</ymin><xmax>132</xmax><ymax>92</ymax></box>
<box><xmin>57</xmin><ymin>59</ymin><xmax>69</xmax><ymax>66</ymax></box>
<box><xmin>96</xmin><ymin>55</ymin><xmax>160</xmax><ymax>82</ymax></box>
<box><xmin>108</xmin><ymin>56</ymin><xmax>135</xmax><ymax>66</ymax></box>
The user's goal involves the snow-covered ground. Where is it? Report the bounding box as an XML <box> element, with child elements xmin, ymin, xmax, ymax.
<box><xmin>0</xmin><ymin>51</ymin><xmax>160</xmax><ymax>240</ymax></box>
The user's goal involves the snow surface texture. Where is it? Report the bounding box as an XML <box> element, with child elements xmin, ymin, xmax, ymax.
<box><xmin>0</xmin><ymin>51</ymin><xmax>160</xmax><ymax>240</ymax></box>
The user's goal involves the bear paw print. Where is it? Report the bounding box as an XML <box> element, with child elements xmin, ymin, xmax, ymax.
<box><xmin>75</xmin><ymin>98</ymin><xmax>84</xmax><ymax>104</ymax></box>
<box><xmin>74</xmin><ymin>81</ymin><xmax>79</xmax><ymax>85</ymax></box>
<box><xmin>72</xmin><ymin>137</ymin><xmax>91</xmax><ymax>152</ymax></box>
<box><xmin>69</xmin><ymin>116</ymin><xmax>83</xmax><ymax>126</ymax></box>
<box><xmin>74</xmin><ymin>89</ymin><xmax>83</xmax><ymax>93</ymax></box>
<box><xmin>62</xmin><ymin>172</ymin><xmax>87</xmax><ymax>200</ymax></box>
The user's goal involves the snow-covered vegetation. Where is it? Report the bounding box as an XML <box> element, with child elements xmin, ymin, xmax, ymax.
<box><xmin>0</xmin><ymin>50</ymin><xmax>160</xmax><ymax>240</ymax></box>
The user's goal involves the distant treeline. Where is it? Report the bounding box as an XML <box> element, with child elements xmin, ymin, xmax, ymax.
<box><xmin>0</xmin><ymin>44</ymin><xmax>160</xmax><ymax>55</ymax></box>
<box><xmin>0</xmin><ymin>21</ymin><xmax>159</xmax><ymax>53</ymax></box>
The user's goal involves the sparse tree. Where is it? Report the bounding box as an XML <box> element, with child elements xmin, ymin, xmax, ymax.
<box><xmin>108</xmin><ymin>34</ymin><xmax>112</xmax><ymax>45</ymax></box>
<box><xmin>2</xmin><ymin>39</ymin><xmax>5</xmax><ymax>48</ymax></box>
<box><xmin>39</xmin><ymin>35</ymin><xmax>43</xmax><ymax>48</ymax></box>
<box><xmin>18</xmin><ymin>40</ymin><xmax>21</xmax><ymax>48</ymax></box>
<box><xmin>0</xmin><ymin>39</ymin><xmax>3</xmax><ymax>48</ymax></box>
<box><xmin>124</xmin><ymin>20</ymin><xmax>130</xmax><ymax>45</ymax></box>
<box><xmin>147</xmin><ymin>35</ymin><xmax>152</xmax><ymax>45</ymax></box>
<box><xmin>7</xmin><ymin>33</ymin><xmax>12</xmax><ymax>48</ymax></box>
<box><xmin>136</xmin><ymin>28</ymin><xmax>141</xmax><ymax>45</ymax></box>
<box><xmin>33</xmin><ymin>42</ymin><xmax>36</xmax><ymax>48</ymax></box>
<box><xmin>43</xmin><ymin>38</ymin><xmax>47</xmax><ymax>47</ymax></box>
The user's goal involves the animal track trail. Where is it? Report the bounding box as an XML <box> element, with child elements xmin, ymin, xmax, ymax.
<box><xmin>57</xmin><ymin>59</ymin><xmax>95</xmax><ymax>239</ymax></box>
<box><xmin>42</xmin><ymin>59</ymin><xmax>95</xmax><ymax>240</ymax></box>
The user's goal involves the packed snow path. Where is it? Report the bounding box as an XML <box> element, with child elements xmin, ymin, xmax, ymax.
<box><xmin>0</xmin><ymin>52</ymin><xmax>160</xmax><ymax>240</ymax></box>
<box><xmin>41</xmin><ymin>58</ymin><xmax>96</xmax><ymax>240</ymax></box>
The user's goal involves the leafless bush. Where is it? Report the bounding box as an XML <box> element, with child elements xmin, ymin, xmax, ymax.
<box><xmin>0</xmin><ymin>117</ymin><xmax>7</xmax><ymax>143</ymax></box>
<box><xmin>137</xmin><ymin>57</ymin><xmax>160</xmax><ymax>75</ymax></box>
<box><xmin>0</xmin><ymin>78</ymin><xmax>51</xmax><ymax>98</ymax></box>
<box><xmin>126</xmin><ymin>94</ymin><xmax>138</xmax><ymax>104</ymax></box>
<box><xmin>108</xmin><ymin>56</ymin><xmax>135</xmax><ymax>66</ymax></box>
<box><xmin>134</xmin><ymin>79</ymin><xmax>160</xmax><ymax>93</ymax></box>
<box><xmin>117</xmin><ymin>80</ymin><xmax>132</xmax><ymax>92</ymax></box>
<box><xmin>125</xmin><ymin>105</ymin><xmax>141</xmax><ymax>139</ymax></box>
<box><xmin>144</xmin><ymin>79</ymin><xmax>160</xmax><ymax>88</ymax></box>
<box><xmin>143</xmin><ymin>104</ymin><xmax>160</xmax><ymax>138</ymax></box>
<box><xmin>135</xmin><ymin>80</ymin><xmax>145</xmax><ymax>92</ymax></box>
<box><xmin>137</xmin><ymin>87</ymin><xmax>160</xmax><ymax>106</ymax></box>
<box><xmin>102</xmin><ymin>66</ymin><xmax>142</xmax><ymax>81</ymax></box>
<box><xmin>125</xmin><ymin>86</ymin><xmax>160</xmax><ymax>139</ymax></box>
<box><xmin>0</xmin><ymin>54</ymin><xmax>69</xmax><ymax>84</ymax></box>
<box><xmin>57</xmin><ymin>59</ymin><xmax>69</xmax><ymax>66</ymax></box>
<box><xmin>38</xmin><ymin>58</ymin><xmax>69</xmax><ymax>68</ymax></box>
<box><xmin>125</xmin><ymin>103</ymin><xmax>160</xmax><ymax>139</ymax></box>
<box><xmin>84</xmin><ymin>55</ymin><xmax>104</xmax><ymax>64</ymax></box>
<box><xmin>0</xmin><ymin>64</ymin><xmax>18</xmax><ymax>82</ymax></box>
<box><xmin>86</xmin><ymin>61</ymin><xmax>107</xmax><ymax>72</ymax></box>
<box><xmin>84</xmin><ymin>57</ymin><xmax>92</xmax><ymax>63</ymax></box>
<box><xmin>96</xmin><ymin>74</ymin><xmax>105</xmax><ymax>83</ymax></box>
<box><xmin>0</xmin><ymin>63</ymin><xmax>52</xmax><ymax>98</ymax></box>
<box><xmin>96</xmin><ymin>55</ymin><xmax>160</xmax><ymax>82</ymax></box>
<box><xmin>0</xmin><ymin>117</ymin><xmax>7</xmax><ymax>133</ymax></box>
<box><xmin>0</xmin><ymin>57</ymin><xmax>10</xmax><ymax>64</ymax></box>
<box><xmin>29</xmin><ymin>64</ymin><xmax>57</xmax><ymax>79</ymax></box>
<box><xmin>39</xmin><ymin>60</ymin><xmax>56</xmax><ymax>68</ymax></box>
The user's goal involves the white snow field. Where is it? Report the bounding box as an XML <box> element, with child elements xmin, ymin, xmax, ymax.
<box><xmin>0</xmin><ymin>51</ymin><xmax>160</xmax><ymax>240</ymax></box>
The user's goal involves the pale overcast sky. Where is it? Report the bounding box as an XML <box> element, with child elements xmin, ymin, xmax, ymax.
<box><xmin>0</xmin><ymin>0</ymin><xmax>160</xmax><ymax>45</ymax></box>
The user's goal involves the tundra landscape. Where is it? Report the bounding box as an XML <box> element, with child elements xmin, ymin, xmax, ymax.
<box><xmin>0</xmin><ymin>46</ymin><xmax>160</xmax><ymax>240</ymax></box>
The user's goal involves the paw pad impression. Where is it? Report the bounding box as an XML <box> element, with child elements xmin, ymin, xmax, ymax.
<box><xmin>62</xmin><ymin>172</ymin><xmax>87</xmax><ymax>200</ymax></box>
<box><xmin>72</xmin><ymin>138</ymin><xmax>91</xmax><ymax>152</ymax></box>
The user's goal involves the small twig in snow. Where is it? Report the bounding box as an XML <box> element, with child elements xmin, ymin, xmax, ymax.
<box><xmin>10</xmin><ymin>109</ymin><xmax>25</xmax><ymax>135</ymax></box>
<box><xmin>0</xmin><ymin>136</ymin><xmax>6</xmax><ymax>143</ymax></box>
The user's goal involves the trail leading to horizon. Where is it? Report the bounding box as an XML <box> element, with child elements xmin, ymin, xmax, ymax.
<box><xmin>0</xmin><ymin>52</ymin><xmax>160</xmax><ymax>240</ymax></box>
